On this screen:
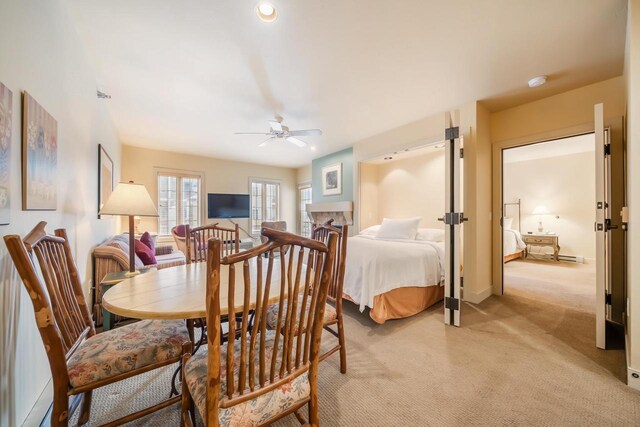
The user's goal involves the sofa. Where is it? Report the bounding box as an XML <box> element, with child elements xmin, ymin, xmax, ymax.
<box><xmin>92</xmin><ymin>233</ymin><xmax>186</xmax><ymax>326</ymax></box>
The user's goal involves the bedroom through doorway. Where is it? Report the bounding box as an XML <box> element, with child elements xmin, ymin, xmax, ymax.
<box><xmin>501</xmin><ymin>134</ymin><xmax>597</xmax><ymax>313</ymax></box>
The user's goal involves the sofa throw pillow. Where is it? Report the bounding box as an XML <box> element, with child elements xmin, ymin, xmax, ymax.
<box><xmin>134</xmin><ymin>238</ymin><xmax>157</xmax><ymax>265</ymax></box>
<box><xmin>376</xmin><ymin>217</ymin><xmax>421</xmax><ymax>240</ymax></box>
<box><xmin>140</xmin><ymin>231</ymin><xmax>155</xmax><ymax>253</ymax></box>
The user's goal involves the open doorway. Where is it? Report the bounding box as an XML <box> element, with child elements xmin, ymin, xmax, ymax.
<box><xmin>501</xmin><ymin>134</ymin><xmax>596</xmax><ymax>313</ymax></box>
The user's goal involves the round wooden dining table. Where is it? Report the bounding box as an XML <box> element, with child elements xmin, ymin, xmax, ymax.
<box><xmin>102</xmin><ymin>259</ymin><xmax>287</xmax><ymax>321</ymax></box>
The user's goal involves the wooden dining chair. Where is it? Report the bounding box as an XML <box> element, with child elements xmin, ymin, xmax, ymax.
<box><xmin>3</xmin><ymin>222</ymin><xmax>192</xmax><ymax>426</ymax></box>
<box><xmin>265</xmin><ymin>219</ymin><xmax>349</xmax><ymax>374</ymax></box>
<box><xmin>180</xmin><ymin>227</ymin><xmax>338</xmax><ymax>426</ymax></box>
<box><xmin>186</xmin><ymin>223</ymin><xmax>240</xmax><ymax>263</ymax></box>
<box><xmin>310</xmin><ymin>219</ymin><xmax>349</xmax><ymax>374</ymax></box>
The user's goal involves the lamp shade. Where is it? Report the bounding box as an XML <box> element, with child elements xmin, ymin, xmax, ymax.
<box><xmin>99</xmin><ymin>182</ymin><xmax>158</xmax><ymax>217</ymax></box>
<box><xmin>532</xmin><ymin>205</ymin><xmax>550</xmax><ymax>215</ymax></box>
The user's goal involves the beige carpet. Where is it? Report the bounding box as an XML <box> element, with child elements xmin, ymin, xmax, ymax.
<box><xmin>504</xmin><ymin>259</ymin><xmax>596</xmax><ymax>313</ymax></box>
<box><xmin>70</xmin><ymin>294</ymin><xmax>640</xmax><ymax>426</ymax></box>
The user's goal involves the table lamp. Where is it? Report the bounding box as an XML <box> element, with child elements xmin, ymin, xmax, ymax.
<box><xmin>99</xmin><ymin>181</ymin><xmax>158</xmax><ymax>276</ymax></box>
<box><xmin>532</xmin><ymin>205</ymin><xmax>550</xmax><ymax>233</ymax></box>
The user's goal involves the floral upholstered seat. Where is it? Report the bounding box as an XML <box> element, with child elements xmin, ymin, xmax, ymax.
<box><xmin>67</xmin><ymin>319</ymin><xmax>189</xmax><ymax>388</ymax></box>
<box><xmin>183</xmin><ymin>331</ymin><xmax>311</xmax><ymax>426</ymax></box>
<box><xmin>265</xmin><ymin>293</ymin><xmax>337</xmax><ymax>332</ymax></box>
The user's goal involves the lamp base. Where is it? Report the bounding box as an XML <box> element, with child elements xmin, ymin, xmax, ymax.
<box><xmin>125</xmin><ymin>270</ymin><xmax>140</xmax><ymax>277</ymax></box>
<box><xmin>537</xmin><ymin>221</ymin><xmax>544</xmax><ymax>233</ymax></box>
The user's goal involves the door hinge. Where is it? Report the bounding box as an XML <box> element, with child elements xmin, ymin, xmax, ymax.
<box><xmin>604</xmin><ymin>143</ymin><xmax>611</xmax><ymax>156</ymax></box>
<box><xmin>605</xmin><ymin>292</ymin><xmax>612</xmax><ymax>305</ymax></box>
<box><xmin>445</xmin><ymin>296</ymin><xmax>460</xmax><ymax>311</ymax></box>
<box><xmin>460</xmin><ymin>148</ymin><xmax>464</xmax><ymax>158</ymax></box>
<box><xmin>445</xmin><ymin>126</ymin><xmax>459</xmax><ymax>140</ymax></box>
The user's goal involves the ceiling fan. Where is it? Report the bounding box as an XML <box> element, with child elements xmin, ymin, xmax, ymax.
<box><xmin>235</xmin><ymin>117</ymin><xmax>322</xmax><ymax>147</ymax></box>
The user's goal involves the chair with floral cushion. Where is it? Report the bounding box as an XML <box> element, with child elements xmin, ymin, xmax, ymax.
<box><xmin>180</xmin><ymin>227</ymin><xmax>338</xmax><ymax>426</ymax></box>
<box><xmin>266</xmin><ymin>219</ymin><xmax>349</xmax><ymax>374</ymax></box>
<box><xmin>3</xmin><ymin>222</ymin><xmax>192</xmax><ymax>426</ymax></box>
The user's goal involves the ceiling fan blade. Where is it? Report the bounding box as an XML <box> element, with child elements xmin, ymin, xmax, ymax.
<box><xmin>259</xmin><ymin>137</ymin><xmax>275</xmax><ymax>147</ymax></box>
<box><xmin>268</xmin><ymin>120</ymin><xmax>283</xmax><ymax>132</ymax></box>
<box><xmin>234</xmin><ymin>132</ymin><xmax>272</xmax><ymax>135</ymax></box>
<box><xmin>286</xmin><ymin>136</ymin><xmax>307</xmax><ymax>147</ymax></box>
<box><xmin>288</xmin><ymin>129</ymin><xmax>323</xmax><ymax>137</ymax></box>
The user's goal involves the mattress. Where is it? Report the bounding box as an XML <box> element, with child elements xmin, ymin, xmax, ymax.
<box><xmin>343</xmin><ymin>235</ymin><xmax>444</xmax><ymax>312</ymax></box>
<box><xmin>504</xmin><ymin>228</ymin><xmax>526</xmax><ymax>257</ymax></box>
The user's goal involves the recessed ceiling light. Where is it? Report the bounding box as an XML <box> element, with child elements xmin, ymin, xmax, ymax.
<box><xmin>528</xmin><ymin>75</ymin><xmax>547</xmax><ymax>88</ymax></box>
<box><xmin>384</xmin><ymin>156</ymin><xmax>393</xmax><ymax>160</ymax></box>
<box><xmin>310</xmin><ymin>145</ymin><xmax>316</xmax><ymax>151</ymax></box>
<box><xmin>256</xmin><ymin>2</ymin><xmax>277</xmax><ymax>22</ymax></box>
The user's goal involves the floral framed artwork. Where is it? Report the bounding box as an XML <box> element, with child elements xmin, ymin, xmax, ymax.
<box><xmin>22</xmin><ymin>92</ymin><xmax>57</xmax><ymax>210</ymax></box>
<box><xmin>322</xmin><ymin>163</ymin><xmax>342</xmax><ymax>196</ymax></box>
<box><xmin>0</xmin><ymin>82</ymin><xmax>12</xmax><ymax>225</ymax></box>
<box><xmin>98</xmin><ymin>144</ymin><xmax>113</xmax><ymax>219</ymax></box>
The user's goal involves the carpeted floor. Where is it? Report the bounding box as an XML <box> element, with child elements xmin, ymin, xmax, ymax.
<box><xmin>71</xmin><ymin>293</ymin><xmax>640</xmax><ymax>426</ymax></box>
<box><xmin>504</xmin><ymin>259</ymin><xmax>596</xmax><ymax>313</ymax></box>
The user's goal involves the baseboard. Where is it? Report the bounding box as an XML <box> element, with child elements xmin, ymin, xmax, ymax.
<box><xmin>464</xmin><ymin>286</ymin><xmax>493</xmax><ymax>304</ymax></box>
<box><xmin>627</xmin><ymin>367</ymin><xmax>640</xmax><ymax>391</ymax></box>
<box><xmin>22</xmin><ymin>380</ymin><xmax>52</xmax><ymax>427</ymax></box>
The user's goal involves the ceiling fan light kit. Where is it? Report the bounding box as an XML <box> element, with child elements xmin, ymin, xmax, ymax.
<box><xmin>235</xmin><ymin>117</ymin><xmax>322</xmax><ymax>148</ymax></box>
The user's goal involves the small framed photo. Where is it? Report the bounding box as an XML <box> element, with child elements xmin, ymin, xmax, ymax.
<box><xmin>322</xmin><ymin>163</ymin><xmax>342</xmax><ymax>196</ymax></box>
<box><xmin>98</xmin><ymin>144</ymin><xmax>113</xmax><ymax>218</ymax></box>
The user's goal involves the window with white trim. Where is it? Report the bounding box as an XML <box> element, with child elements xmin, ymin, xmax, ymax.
<box><xmin>298</xmin><ymin>184</ymin><xmax>313</xmax><ymax>237</ymax></box>
<box><xmin>157</xmin><ymin>170</ymin><xmax>203</xmax><ymax>235</ymax></box>
<box><xmin>250</xmin><ymin>179</ymin><xmax>280</xmax><ymax>235</ymax></box>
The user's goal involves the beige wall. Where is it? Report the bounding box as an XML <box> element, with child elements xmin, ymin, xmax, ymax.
<box><xmin>121</xmin><ymin>145</ymin><xmax>297</xmax><ymax>239</ymax></box>
<box><xmin>503</xmin><ymin>150</ymin><xmax>596</xmax><ymax>260</ymax></box>
<box><xmin>626</xmin><ymin>0</ymin><xmax>640</xmax><ymax>382</ymax></box>
<box><xmin>0</xmin><ymin>1</ymin><xmax>122</xmax><ymax>424</ymax></box>
<box><xmin>296</xmin><ymin>164</ymin><xmax>311</xmax><ymax>184</ymax></box>
<box><xmin>358</xmin><ymin>163</ymin><xmax>379</xmax><ymax>230</ymax></box>
<box><xmin>365</xmin><ymin>149</ymin><xmax>446</xmax><ymax>229</ymax></box>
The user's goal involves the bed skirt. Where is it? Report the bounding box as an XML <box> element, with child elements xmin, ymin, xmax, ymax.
<box><xmin>345</xmin><ymin>284</ymin><xmax>445</xmax><ymax>324</ymax></box>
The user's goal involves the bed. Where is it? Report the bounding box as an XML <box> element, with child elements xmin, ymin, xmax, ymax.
<box><xmin>503</xmin><ymin>200</ymin><xmax>526</xmax><ymax>262</ymax></box>
<box><xmin>342</xmin><ymin>223</ymin><xmax>445</xmax><ymax>324</ymax></box>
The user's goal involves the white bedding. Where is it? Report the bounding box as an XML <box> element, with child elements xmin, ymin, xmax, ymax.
<box><xmin>504</xmin><ymin>228</ymin><xmax>526</xmax><ymax>256</ymax></box>
<box><xmin>343</xmin><ymin>235</ymin><xmax>445</xmax><ymax>311</ymax></box>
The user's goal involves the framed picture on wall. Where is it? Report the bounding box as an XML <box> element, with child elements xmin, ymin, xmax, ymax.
<box><xmin>0</xmin><ymin>82</ymin><xmax>12</xmax><ymax>225</ymax></box>
<box><xmin>22</xmin><ymin>92</ymin><xmax>57</xmax><ymax>210</ymax></box>
<box><xmin>322</xmin><ymin>163</ymin><xmax>342</xmax><ymax>196</ymax></box>
<box><xmin>98</xmin><ymin>144</ymin><xmax>113</xmax><ymax>218</ymax></box>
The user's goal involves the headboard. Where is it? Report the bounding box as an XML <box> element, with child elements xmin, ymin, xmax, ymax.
<box><xmin>503</xmin><ymin>199</ymin><xmax>521</xmax><ymax>232</ymax></box>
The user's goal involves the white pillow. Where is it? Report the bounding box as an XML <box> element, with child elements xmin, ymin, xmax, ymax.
<box><xmin>503</xmin><ymin>217</ymin><xmax>514</xmax><ymax>230</ymax></box>
<box><xmin>416</xmin><ymin>228</ymin><xmax>445</xmax><ymax>242</ymax></box>
<box><xmin>359</xmin><ymin>225</ymin><xmax>380</xmax><ymax>236</ymax></box>
<box><xmin>376</xmin><ymin>217</ymin><xmax>421</xmax><ymax>240</ymax></box>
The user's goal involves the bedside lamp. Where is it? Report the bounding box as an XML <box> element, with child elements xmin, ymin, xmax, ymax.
<box><xmin>532</xmin><ymin>205</ymin><xmax>550</xmax><ymax>233</ymax></box>
<box><xmin>99</xmin><ymin>181</ymin><xmax>158</xmax><ymax>276</ymax></box>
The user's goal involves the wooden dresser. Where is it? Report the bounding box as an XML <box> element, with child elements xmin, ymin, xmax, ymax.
<box><xmin>522</xmin><ymin>233</ymin><xmax>560</xmax><ymax>261</ymax></box>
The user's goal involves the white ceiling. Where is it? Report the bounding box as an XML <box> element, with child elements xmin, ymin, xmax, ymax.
<box><xmin>67</xmin><ymin>0</ymin><xmax>627</xmax><ymax>168</ymax></box>
<box><xmin>503</xmin><ymin>133</ymin><xmax>595</xmax><ymax>164</ymax></box>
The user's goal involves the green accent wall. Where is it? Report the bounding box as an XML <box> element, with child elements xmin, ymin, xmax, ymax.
<box><xmin>311</xmin><ymin>147</ymin><xmax>354</xmax><ymax>203</ymax></box>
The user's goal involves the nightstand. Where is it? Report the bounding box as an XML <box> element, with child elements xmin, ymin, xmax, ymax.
<box><xmin>522</xmin><ymin>233</ymin><xmax>560</xmax><ymax>261</ymax></box>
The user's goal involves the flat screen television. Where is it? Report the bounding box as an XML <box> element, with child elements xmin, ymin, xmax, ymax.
<box><xmin>207</xmin><ymin>193</ymin><xmax>250</xmax><ymax>219</ymax></box>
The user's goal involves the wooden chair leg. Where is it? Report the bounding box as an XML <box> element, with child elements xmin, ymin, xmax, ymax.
<box><xmin>336</xmin><ymin>315</ymin><xmax>347</xmax><ymax>374</ymax></box>
<box><xmin>77</xmin><ymin>390</ymin><xmax>93</xmax><ymax>425</ymax></box>
<box><xmin>181</xmin><ymin>352</ymin><xmax>197</xmax><ymax>427</ymax></box>
<box><xmin>51</xmin><ymin>391</ymin><xmax>69</xmax><ymax>427</ymax></box>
